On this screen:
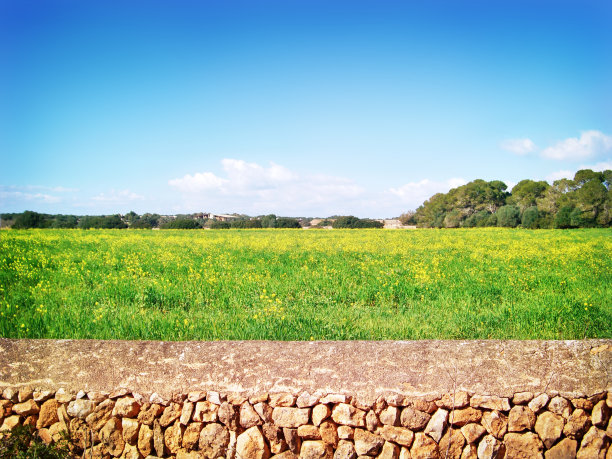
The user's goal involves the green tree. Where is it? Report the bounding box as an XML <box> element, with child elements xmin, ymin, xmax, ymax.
<box><xmin>13</xmin><ymin>211</ymin><xmax>49</xmax><ymax>229</ymax></box>
<box><xmin>509</xmin><ymin>180</ymin><xmax>549</xmax><ymax>211</ymax></box>
<box><xmin>554</xmin><ymin>206</ymin><xmax>575</xmax><ymax>229</ymax></box>
<box><xmin>160</xmin><ymin>218</ymin><xmax>201</xmax><ymax>229</ymax></box>
<box><xmin>521</xmin><ymin>206</ymin><xmax>539</xmax><ymax>229</ymax></box>
<box><xmin>275</xmin><ymin>217</ymin><xmax>301</xmax><ymax>228</ymax></box>
<box><xmin>496</xmin><ymin>205</ymin><xmax>520</xmax><ymax>227</ymax></box>
<box><xmin>261</xmin><ymin>214</ymin><xmax>277</xmax><ymax>228</ymax></box>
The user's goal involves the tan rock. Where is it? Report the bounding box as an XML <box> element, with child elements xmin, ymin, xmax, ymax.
<box><xmin>451</xmin><ymin>408</ymin><xmax>482</xmax><ymax>427</ymax></box>
<box><xmin>153</xmin><ymin>419</ymin><xmax>165</xmax><ymax>457</ymax></box>
<box><xmin>386</xmin><ymin>394</ymin><xmax>406</xmax><ymax>408</ymax></box>
<box><xmin>508</xmin><ymin>405</ymin><xmax>536</xmax><ymax>432</ymax></box>
<box><xmin>54</xmin><ymin>388</ymin><xmax>74</xmax><ymax>403</ymax></box>
<box><xmin>270</xmin><ymin>393</ymin><xmax>297</xmax><ymax>407</ymax></box>
<box><xmin>564</xmin><ymin>408</ymin><xmax>591</xmax><ymax>439</ymax></box>
<box><xmin>69</xmin><ymin>417</ymin><xmax>89</xmax><ymax>452</ymax></box>
<box><xmin>274</xmin><ymin>452</ymin><xmax>299</xmax><ymax>459</ymax></box>
<box><xmin>378</xmin><ymin>441</ymin><xmax>400</xmax><ymax>459</ymax></box>
<box><xmin>284</xmin><ymin>427</ymin><xmax>301</xmax><ymax>453</ymax></box>
<box><xmin>338</xmin><ymin>425</ymin><xmax>354</xmax><ymax>440</ymax></box>
<box><xmin>218</xmin><ymin>401</ymin><xmax>239</xmax><ymax>429</ymax></box>
<box><xmin>187</xmin><ymin>391</ymin><xmax>206</xmax><ymax>402</ymax></box>
<box><xmin>263</xmin><ymin>423</ymin><xmax>288</xmax><ymax>454</ymax></box>
<box><xmin>577</xmin><ymin>426</ymin><xmax>609</xmax><ymax>459</ymax></box>
<box><xmin>113</xmin><ymin>397</ymin><xmax>140</xmax><ymax>418</ymax></box>
<box><xmin>17</xmin><ymin>386</ymin><xmax>33</xmax><ymax>403</ymax></box>
<box><xmin>250</xmin><ymin>392</ymin><xmax>269</xmax><ymax>404</ymax></box>
<box><xmin>469</xmin><ymin>395</ymin><xmax>510</xmax><ymax>412</ymax></box>
<box><xmin>410</xmin><ymin>432</ymin><xmax>439</xmax><ymax>459</ymax></box>
<box><xmin>87</xmin><ymin>391</ymin><xmax>109</xmax><ymax>404</ymax></box>
<box><xmin>481</xmin><ymin>410</ymin><xmax>507</xmax><ymax>439</ymax></box>
<box><xmin>23</xmin><ymin>415</ymin><xmax>38</xmax><ymax>427</ymax></box>
<box><xmin>179</xmin><ymin>401</ymin><xmax>193</xmax><ymax>425</ymax></box>
<box><xmin>439</xmin><ymin>428</ymin><xmax>465</xmax><ymax>459</ymax></box>
<box><xmin>0</xmin><ymin>415</ymin><xmax>20</xmax><ymax>431</ymax></box>
<box><xmin>354</xmin><ymin>428</ymin><xmax>384</xmax><ymax>456</ymax></box>
<box><xmin>199</xmin><ymin>422</ymin><xmax>230</xmax><ymax>457</ymax></box>
<box><xmin>298</xmin><ymin>425</ymin><xmax>322</xmax><ymax>440</ymax></box>
<box><xmin>512</xmin><ymin>392</ymin><xmax>534</xmax><ymax>405</ymax></box>
<box><xmin>399</xmin><ymin>446</ymin><xmax>411</xmax><ymax>459</ymax></box>
<box><xmin>242</xmin><ymin>401</ymin><xmax>264</xmax><ymax>428</ymax></box>
<box><xmin>460</xmin><ymin>423</ymin><xmax>486</xmax><ymax>444</ymax></box>
<box><xmin>334</xmin><ymin>439</ymin><xmax>357</xmax><ymax>459</ymax></box>
<box><xmin>164</xmin><ymin>420</ymin><xmax>184</xmax><ymax>454</ymax></box>
<box><xmin>67</xmin><ymin>399</ymin><xmax>95</xmax><ymax>419</ymax></box>
<box><xmin>352</xmin><ymin>397</ymin><xmax>375</xmax><ymax>412</ymax></box>
<box><xmin>407</xmin><ymin>399</ymin><xmax>437</xmax><ymax>415</ymax></box>
<box><xmin>332</xmin><ymin>404</ymin><xmax>366</xmax><ymax>428</ymax></box>
<box><xmin>320</xmin><ymin>421</ymin><xmax>338</xmax><ymax>447</ymax></box>
<box><xmin>33</xmin><ymin>390</ymin><xmax>54</xmax><ymax>403</ymax></box>
<box><xmin>2</xmin><ymin>388</ymin><xmax>18</xmax><ymax>402</ymax></box>
<box><xmin>255</xmin><ymin>402</ymin><xmax>275</xmax><ymax>423</ymax></box>
<box><xmin>38</xmin><ymin>428</ymin><xmax>52</xmax><ymax>445</ymax></box>
<box><xmin>476</xmin><ymin>434</ymin><xmax>503</xmax><ymax>459</ymax></box>
<box><xmin>204</xmin><ymin>390</ymin><xmax>222</xmax><ymax>405</ymax></box>
<box><xmin>12</xmin><ymin>399</ymin><xmax>39</xmax><ymax>416</ymax></box>
<box><xmin>320</xmin><ymin>394</ymin><xmax>349</xmax><ymax>405</ymax></box>
<box><xmin>437</xmin><ymin>392</ymin><xmax>469</xmax><ymax>410</ymax></box>
<box><xmin>548</xmin><ymin>396</ymin><xmax>572</xmax><ymax>419</ymax></box>
<box><xmin>297</xmin><ymin>392</ymin><xmax>320</xmax><ymax>408</ymax></box>
<box><xmin>528</xmin><ymin>393</ymin><xmax>550</xmax><ymax>413</ymax></box>
<box><xmin>237</xmin><ymin>426</ymin><xmax>270</xmax><ymax>459</ymax></box>
<box><xmin>400</xmin><ymin>407</ymin><xmax>431</xmax><ymax>430</ymax></box>
<box><xmin>181</xmin><ymin>421</ymin><xmax>202</xmax><ymax>450</ymax></box>
<box><xmin>136</xmin><ymin>402</ymin><xmax>163</xmax><ymax>425</ymax></box>
<box><xmin>366</xmin><ymin>410</ymin><xmax>380</xmax><ymax>432</ymax></box>
<box><xmin>192</xmin><ymin>400</ymin><xmax>218</xmax><ymax>423</ymax></box>
<box><xmin>545</xmin><ymin>438</ymin><xmax>577</xmax><ymax>459</ymax></box>
<box><xmin>424</xmin><ymin>408</ymin><xmax>448</xmax><ymax>443</ymax></box>
<box><xmin>121</xmin><ymin>418</ymin><xmax>139</xmax><ymax>445</ymax></box>
<box><xmin>109</xmin><ymin>388</ymin><xmax>130</xmax><ymax>399</ymax></box>
<box><xmin>313</xmin><ymin>404</ymin><xmax>332</xmax><ymax>426</ymax></box>
<box><xmin>460</xmin><ymin>444</ymin><xmax>477</xmax><ymax>459</ymax></box>
<box><xmin>374</xmin><ymin>396</ymin><xmax>387</xmax><ymax>415</ymax></box>
<box><xmin>504</xmin><ymin>432</ymin><xmax>544</xmax><ymax>458</ymax></box>
<box><xmin>535</xmin><ymin>411</ymin><xmax>565</xmax><ymax>449</ymax></box>
<box><xmin>48</xmin><ymin>421</ymin><xmax>67</xmax><ymax>442</ymax></box>
<box><xmin>159</xmin><ymin>403</ymin><xmax>181</xmax><ymax>427</ymax></box>
<box><xmin>301</xmin><ymin>440</ymin><xmax>333</xmax><ymax>459</ymax></box>
<box><xmin>57</xmin><ymin>403</ymin><xmax>69</xmax><ymax>425</ymax></box>
<box><xmin>273</xmin><ymin>407</ymin><xmax>311</xmax><ymax>428</ymax></box>
<box><xmin>100</xmin><ymin>417</ymin><xmax>125</xmax><ymax>457</ymax></box>
<box><xmin>37</xmin><ymin>399</ymin><xmax>60</xmax><ymax>429</ymax></box>
<box><xmin>572</xmin><ymin>398</ymin><xmax>593</xmax><ymax>411</ymax></box>
<box><xmin>228</xmin><ymin>392</ymin><xmax>247</xmax><ymax>405</ymax></box>
<box><xmin>379</xmin><ymin>425</ymin><xmax>414</xmax><ymax>447</ymax></box>
<box><xmin>121</xmin><ymin>442</ymin><xmax>141</xmax><ymax>459</ymax></box>
<box><xmin>137</xmin><ymin>424</ymin><xmax>153</xmax><ymax>457</ymax></box>
<box><xmin>592</xmin><ymin>400</ymin><xmax>611</xmax><ymax>427</ymax></box>
<box><xmin>379</xmin><ymin>406</ymin><xmax>400</xmax><ymax>426</ymax></box>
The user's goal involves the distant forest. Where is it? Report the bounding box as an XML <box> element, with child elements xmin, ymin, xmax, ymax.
<box><xmin>403</xmin><ymin>168</ymin><xmax>611</xmax><ymax>228</ymax></box>
<box><xmin>3</xmin><ymin>169</ymin><xmax>611</xmax><ymax>230</ymax></box>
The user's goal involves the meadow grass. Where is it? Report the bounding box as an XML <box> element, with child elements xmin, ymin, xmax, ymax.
<box><xmin>0</xmin><ymin>228</ymin><xmax>610</xmax><ymax>340</ymax></box>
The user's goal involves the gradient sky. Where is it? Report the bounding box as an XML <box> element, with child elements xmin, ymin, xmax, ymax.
<box><xmin>1</xmin><ymin>0</ymin><xmax>611</xmax><ymax>217</ymax></box>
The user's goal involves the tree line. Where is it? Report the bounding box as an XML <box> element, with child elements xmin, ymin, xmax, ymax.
<box><xmin>407</xmin><ymin>169</ymin><xmax>611</xmax><ymax>228</ymax></box>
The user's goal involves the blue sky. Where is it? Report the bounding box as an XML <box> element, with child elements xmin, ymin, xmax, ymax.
<box><xmin>1</xmin><ymin>0</ymin><xmax>611</xmax><ymax>217</ymax></box>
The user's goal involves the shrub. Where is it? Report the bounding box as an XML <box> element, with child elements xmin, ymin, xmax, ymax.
<box><xmin>554</xmin><ymin>206</ymin><xmax>575</xmax><ymax>229</ymax></box>
<box><xmin>521</xmin><ymin>206</ymin><xmax>539</xmax><ymax>229</ymax></box>
<box><xmin>496</xmin><ymin>205</ymin><xmax>520</xmax><ymax>228</ymax></box>
<box><xmin>161</xmin><ymin>219</ymin><xmax>201</xmax><ymax>229</ymax></box>
<box><xmin>0</xmin><ymin>424</ymin><xmax>71</xmax><ymax>458</ymax></box>
<box><xmin>209</xmin><ymin>221</ymin><xmax>231</xmax><ymax>229</ymax></box>
<box><xmin>332</xmin><ymin>216</ymin><xmax>384</xmax><ymax>229</ymax></box>
<box><xmin>275</xmin><ymin>218</ymin><xmax>301</xmax><ymax>228</ymax></box>
<box><xmin>231</xmin><ymin>219</ymin><xmax>262</xmax><ymax>229</ymax></box>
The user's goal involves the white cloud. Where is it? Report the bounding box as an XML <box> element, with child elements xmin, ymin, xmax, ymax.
<box><xmin>546</xmin><ymin>170</ymin><xmax>574</xmax><ymax>182</ymax></box>
<box><xmin>546</xmin><ymin>161</ymin><xmax>612</xmax><ymax>183</ymax></box>
<box><xmin>169</xmin><ymin>159</ymin><xmax>370</xmax><ymax>216</ymax></box>
<box><xmin>541</xmin><ymin>130</ymin><xmax>612</xmax><ymax>161</ymax></box>
<box><xmin>0</xmin><ymin>190</ymin><xmax>60</xmax><ymax>204</ymax></box>
<box><xmin>500</xmin><ymin>138</ymin><xmax>537</xmax><ymax>155</ymax></box>
<box><xmin>388</xmin><ymin>177</ymin><xmax>467</xmax><ymax>209</ymax></box>
<box><xmin>92</xmin><ymin>189</ymin><xmax>144</xmax><ymax>203</ymax></box>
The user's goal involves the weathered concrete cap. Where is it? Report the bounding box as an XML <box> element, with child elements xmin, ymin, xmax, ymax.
<box><xmin>0</xmin><ymin>339</ymin><xmax>609</xmax><ymax>399</ymax></box>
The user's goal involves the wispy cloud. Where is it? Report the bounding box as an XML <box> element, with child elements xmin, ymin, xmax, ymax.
<box><xmin>91</xmin><ymin>189</ymin><xmax>144</xmax><ymax>203</ymax></box>
<box><xmin>541</xmin><ymin>130</ymin><xmax>612</xmax><ymax>161</ymax></box>
<box><xmin>546</xmin><ymin>160</ymin><xmax>612</xmax><ymax>183</ymax></box>
<box><xmin>0</xmin><ymin>190</ymin><xmax>61</xmax><ymax>204</ymax></box>
<box><xmin>500</xmin><ymin>138</ymin><xmax>537</xmax><ymax>155</ymax></box>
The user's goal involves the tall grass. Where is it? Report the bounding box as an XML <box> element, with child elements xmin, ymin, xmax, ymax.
<box><xmin>0</xmin><ymin>228</ymin><xmax>610</xmax><ymax>340</ymax></box>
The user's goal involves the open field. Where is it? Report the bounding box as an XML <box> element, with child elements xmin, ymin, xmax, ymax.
<box><xmin>1</xmin><ymin>228</ymin><xmax>610</xmax><ymax>340</ymax></box>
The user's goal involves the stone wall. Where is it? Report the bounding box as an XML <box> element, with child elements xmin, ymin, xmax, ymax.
<box><xmin>0</xmin><ymin>339</ymin><xmax>611</xmax><ymax>458</ymax></box>
<box><xmin>1</xmin><ymin>386</ymin><xmax>611</xmax><ymax>458</ymax></box>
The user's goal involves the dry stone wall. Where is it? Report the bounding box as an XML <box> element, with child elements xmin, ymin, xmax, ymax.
<box><xmin>1</xmin><ymin>386</ymin><xmax>611</xmax><ymax>458</ymax></box>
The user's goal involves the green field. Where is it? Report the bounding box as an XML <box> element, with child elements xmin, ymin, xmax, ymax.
<box><xmin>1</xmin><ymin>228</ymin><xmax>610</xmax><ymax>340</ymax></box>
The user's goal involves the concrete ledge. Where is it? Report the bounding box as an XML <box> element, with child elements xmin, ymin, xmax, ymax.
<box><xmin>1</xmin><ymin>339</ymin><xmax>610</xmax><ymax>399</ymax></box>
